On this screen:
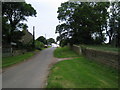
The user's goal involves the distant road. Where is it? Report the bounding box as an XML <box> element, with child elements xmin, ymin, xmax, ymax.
<box><xmin>3</xmin><ymin>47</ymin><xmax>55</xmax><ymax>88</ymax></box>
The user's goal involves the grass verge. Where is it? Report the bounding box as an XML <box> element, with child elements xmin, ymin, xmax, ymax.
<box><xmin>2</xmin><ymin>52</ymin><xmax>34</xmax><ymax>68</ymax></box>
<box><xmin>47</xmin><ymin>47</ymin><xmax>119</xmax><ymax>88</ymax></box>
<box><xmin>81</xmin><ymin>45</ymin><xmax>119</xmax><ymax>53</ymax></box>
<box><xmin>54</xmin><ymin>47</ymin><xmax>79</xmax><ymax>58</ymax></box>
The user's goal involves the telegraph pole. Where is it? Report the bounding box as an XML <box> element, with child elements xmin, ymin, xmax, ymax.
<box><xmin>45</xmin><ymin>34</ymin><xmax>48</xmax><ymax>46</ymax></box>
<box><xmin>33</xmin><ymin>26</ymin><xmax>35</xmax><ymax>48</ymax></box>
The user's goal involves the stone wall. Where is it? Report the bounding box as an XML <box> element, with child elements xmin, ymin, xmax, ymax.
<box><xmin>2</xmin><ymin>48</ymin><xmax>26</xmax><ymax>57</ymax></box>
<box><xmin>71</xmin><ymin>45</ymin><xmax>82</xmax><ymax>55</ymax></box>
<box><xmin>12</xmin><ymin>50</ymin><xmax>26</xmax><ymax>56</ymax></box>
<box><xmin>71</xmin><ymin>45</ymin><xmax>119</xmax><ymax>69</ymax></box>
<box><xmin>2</xmin><ymin>48</ymin><xmax>12</xmax><ymax>57</ymax></box>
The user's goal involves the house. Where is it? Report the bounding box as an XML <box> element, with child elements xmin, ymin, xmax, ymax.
<box><xmin>20</xmin><ymin>30</ymin><xmax>33</xmax><ymax>45</ymax></box>
<box><xmin>2</xmin><ymin>30</ymin><xmax>33</xmax><ymax>57</ymax></box>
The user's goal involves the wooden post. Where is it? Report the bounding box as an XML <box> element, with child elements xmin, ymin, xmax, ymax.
<box><xmin>33</xmin><ymin>26</ymin><xmax>35</xmax><ymax>48</ymax></box>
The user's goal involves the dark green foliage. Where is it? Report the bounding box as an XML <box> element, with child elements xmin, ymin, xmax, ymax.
<box><xmin>107</xmin><ymin>2</ymin><xmax>120</xmax><ymax>47</ymax></box>
<box><xmin>35</xmin><ymin>40</ymin><xmax>44</xmax><ymax>50</ymax></box>
<box><xmin>36</xmin><ymin>36</ymin><xmax>47</xmax><ymax>45</ymax></box>
<box><xmin>2</xmin><ymin>2</ymin><xmax>36</xmax><ymax>46</ymax></box>
<box><xmin>60</xmin><ymin>38</ymin><xmax>70</xmax><ymax>47</ymax></box>
<box><xmin>47</xmin><ymin>38</ymin><xmax>55</xmax><ymax>45</ymax></box>
<box><xmin>56</xmin><ymin>1</ymin><xmax>120</xmax><ymax>46</ymax></box>
<box><xmin>24</xmin><ymin>44</ymin><xmax>34</xmax><ymax>51</ymax></box>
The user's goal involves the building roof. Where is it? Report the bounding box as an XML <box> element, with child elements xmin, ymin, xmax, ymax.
<box><xmin>20</xmin><ymin>30</ymin><xmax>33</xmax><ymax>44</ymax></box>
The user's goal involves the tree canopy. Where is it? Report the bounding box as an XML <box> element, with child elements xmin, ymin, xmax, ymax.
<box><xmin>47</xmin><ymin>38</ymin><xmax>55</xmax><ymax>45</ymax></box>
<box><xmin>56</xmin><ymin>1</ymin><xmax>120</xmax><ymax>47</ymax></box>
<box><xmin>2</xmin><ymin>2</ymin><xmax>37</xmax><ymax>45</ymax></box>
<box><xmin>36</xmin><ymin>36</ymin><xmax>47</xmax><ymax>45</ymax></box>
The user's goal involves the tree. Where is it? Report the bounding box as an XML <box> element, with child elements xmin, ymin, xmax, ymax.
<box><xmin>35</xmin><ymin>40</ymin><xmax>44</xmax><ymax>50</ymax></box>
<box><xmin>107</xmin><ymin>2</ymin><xmax>120</xmax><ymax>47</ymax></box>
<box><xmin>2</xmin><ymin>2</ymin><xmax>37</xmax><ymax>44</ymax></box>
<box><xmin>2</xmin><ymin>17</ymin><xmax>11</xmax><ymax>44</ymax></box>
<box><xmin>36</xmin><ymin>36</ymin><xmax>47</xmax><ymax>44</ymax></box>
<box><xmin>47</xmin><ymin>38</ymin><xmax>55</xmax><ymax>45</ymax></box>
<box><xmin>56</xmin><ymin>2</ymin><xmax>110</xmax><ymax>45</ymax></box>
<box><xmin>56</xmin><ymin>2</ymin><xmax>79</xmax><ymax>45</ymax></box>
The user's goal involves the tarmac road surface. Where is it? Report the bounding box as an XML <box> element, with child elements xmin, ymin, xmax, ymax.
<box><xmin>2</xmin><ymin>47</ymin><xmax>55</xmax><ymax>88</ymax></box>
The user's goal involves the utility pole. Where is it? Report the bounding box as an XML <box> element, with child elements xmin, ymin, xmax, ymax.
<box><xmin>45</xmin><ymin>34</ymin><xmax>46</xmax><ymax>38</ymax></box>
<box><xmin>33</xmin><ymin>26</ymin><xmax>35</xmax><ymax>48</ymax></box>
<box><xmin>45</xmin><ymin>34</ymin><xmax>48</xmax><ymax>46</ymax></box>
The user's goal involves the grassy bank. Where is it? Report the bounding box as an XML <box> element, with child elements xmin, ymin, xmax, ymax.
<box><xmin>54</xmin><ymin>47</ymin><xmax>79</xmax><ymax>58</ymax></box>
<box><xmin>81</xmin><ymin>45</ymin><xmax>119</xmax><ymax>53</ymax></box>
<box><xmin>47</xmin><ymin>47</ymin><xmax>119</xmax><ymax>88</ymax></box>
<box><xmin>2</xmin><ymin>52</ymin><xmax>34</xmax><ymax>68</ymax></box>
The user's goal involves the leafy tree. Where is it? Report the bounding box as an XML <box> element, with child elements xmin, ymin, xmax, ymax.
<box><xmin>35</xmin><ymin>40</ymin><xmax>44</xmax><ymax>50</ymax></box>
<box><xmin>47</xmin><ymin>38</ymin><xmax>55</xmax><ymax>45</ymax></box>
<box><xmin>2</xmin><ymin>17</ymin><xmax>11</xmax><ymax>44</ymax></box>
<box><xmin>2</xmin><ymin>2</ymin><xmax>37</xmax><ymax>44</ymax></box>
<box><xmin>107</xmin><ymin>2</ymin><xmax>120</xmax><ymax>47</ymax></box>
<box><xmin>116</xmin><ymin>2</ymin><xmax>120</xmax><ymax>47</ymax></box>
<box><xmin>56</xmin><ymin>2</ymin><xmax>110</xmax><ymax>45</ymax></box>
<box><xmin>56</xmin><ymin>23</ymin><xmax>71</xmax><ymax>43</ymax></box>
<box><xmin>36</xmin><ymin>36</ymin><xmax>47</xmax><ymax>44</ymax></box>
<box><xmin>60</xmin><ymin>38</ymin><xmax>70</xmax><ymax>47</ymax></box>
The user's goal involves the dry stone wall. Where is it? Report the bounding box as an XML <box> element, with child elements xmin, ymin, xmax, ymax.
<box><xmin>71</xmin><ymin>45</ymin><xmax>119</xmax><ymax>70</ymax></box>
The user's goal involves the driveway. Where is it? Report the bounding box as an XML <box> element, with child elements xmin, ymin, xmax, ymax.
<box><xmin>2</xmin><ymin>47</ymin><xmax>56</xmax><ymax>88</ymax></box>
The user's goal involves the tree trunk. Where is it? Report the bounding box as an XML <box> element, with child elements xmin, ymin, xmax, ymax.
<box><xmin>108</xmin><ymin>36</ymin><xmax>112</xmax><ymax>44</ymax></box>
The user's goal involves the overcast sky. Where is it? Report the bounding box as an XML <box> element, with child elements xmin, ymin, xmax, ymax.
<box><xmin>25</xmin><ymin>0</ymin><xmax>68</xmax><ymax>40</ymax></box>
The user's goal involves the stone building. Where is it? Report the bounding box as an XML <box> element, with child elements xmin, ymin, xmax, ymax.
<box><xmin>20</xmin><ymin>30</ymin><xmax>33</xmax><ymax>44</ymax></box>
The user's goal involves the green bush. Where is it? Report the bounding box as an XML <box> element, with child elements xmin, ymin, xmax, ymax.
<box><xmin>35</xmin><ymin>40</ymin><xmax>44</xmax><ymax>50</ymax></box>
